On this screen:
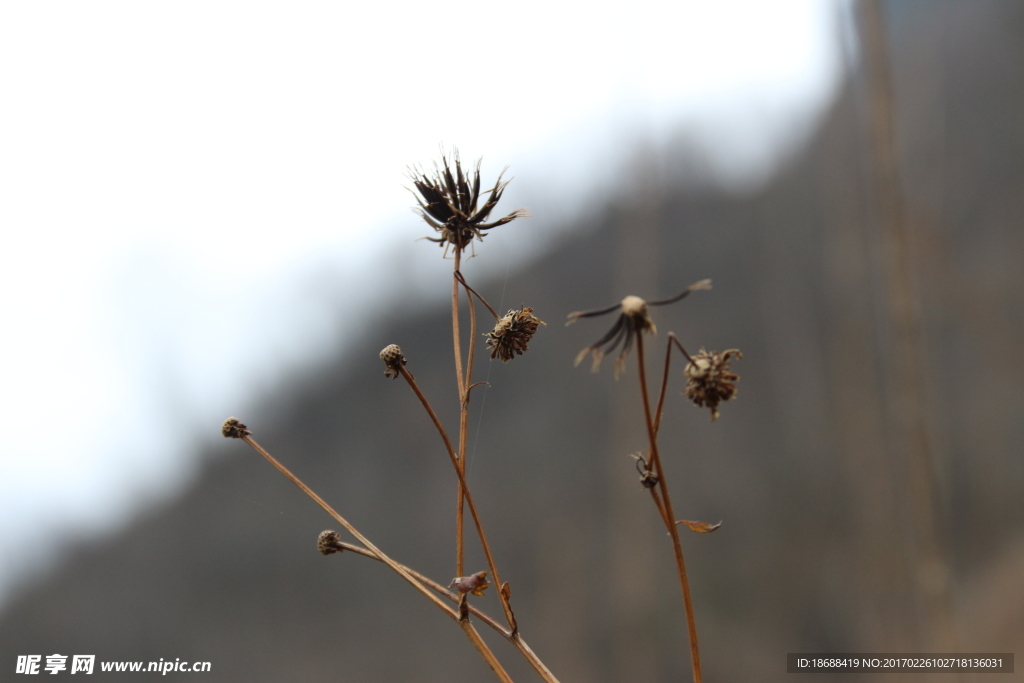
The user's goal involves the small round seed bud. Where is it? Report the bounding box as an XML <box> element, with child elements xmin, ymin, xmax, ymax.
<box><xmin>221</xmin><ymin>417</ymin><xmax>251</xmax><ymax>439</ymax></box>
<box><xmin>317</xmin><ymin>530</ymin><xmax>345</xmax><ymax>555</ymax></box>
<box><xmin>379</xmin><ymin>344</ymin><xmax>407</xmax><ymax>380</ymax></box>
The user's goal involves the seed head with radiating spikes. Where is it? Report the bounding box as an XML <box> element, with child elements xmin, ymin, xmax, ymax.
<box><xmin>568</xmin><ymin>280</ymin><xmax>711</xmax><ymax>377</ymax></box>
<box><xmin>409</xmin><ymin>151</ymin><xmax>528</xmax><ymax>255</ymax></box>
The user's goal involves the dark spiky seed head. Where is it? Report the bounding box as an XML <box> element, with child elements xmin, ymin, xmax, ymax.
<box><xmin>318</xmin><ymin>530</ymin><xmax>344</xmax><ymax>555</ymax></box>
<box><xmin>684</xmin><ymin>349</ymin><xmax>742</xmax><ymax>421</ymax></box>
<box><xmin>409</xmin><ymin>151</ymin><xmax>528</xmax><ymax>255</ymax></box>
<box><xmin>221</xmin><ymin>417</ymin><xmax>251</xmax><ymax>439</ymax></box>
<box><xmin>379</xmin><ymin>344</ymin><xmax>406</xmax><ymax>379</ymax></box>
<box><xmin>486</xmin><ymin>308</ymin><xmax>545</xmax><ymax>362</ymax></box>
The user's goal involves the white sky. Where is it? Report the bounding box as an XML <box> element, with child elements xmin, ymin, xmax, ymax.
<box><xmin>0</xmin><ymin>1</ymin><xmax>846</xmax><ymax>607</ymax></box>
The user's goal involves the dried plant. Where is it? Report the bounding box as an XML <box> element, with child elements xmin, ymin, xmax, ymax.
<box><xmin>486</xmin><ymin>307</ymin><xmax>545</xmax><ymax>362</ymax></box>
<box><xmin>568</xmin><ymin>279</ymin><xmax>711</xmax><ymax>376</ymax></box>
<box><xmin>569</xmin><ymin>284</ymin><xmax>741</xmax><ymax>683</ymax></box>
<box><xmin>409</xmin><ymin>152</ymin><xmax>529</xmax><ymax>256</ymax></box>
<box><xmin>684</xmin><ymin>348</ymin><xmax>742</xmax><ymax>421</ymax></box>
<box><xmin>222</xmin><ymin>153</ymin><xmax>556</xmax><ymax>682</ymax></box>
<box><xmin>221</xmin><ymin>150</ymin><xmax>743</xmax><ymax>682</ymax></box>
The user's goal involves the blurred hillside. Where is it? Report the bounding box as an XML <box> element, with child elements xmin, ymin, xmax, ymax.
<box><xmin>3</xmin><ymin>2</ymin><xmax>1022</xmax><ymax>681</ymax></box>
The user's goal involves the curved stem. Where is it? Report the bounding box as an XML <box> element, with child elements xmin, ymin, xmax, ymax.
<box><xmin>652</xmin><ymin>334</ymin><xmax>675</xmax><ymax>437</ymax></box>
<box><xmin>456</xmin><ymin>270</ymin><xmax>500</xmax><ymax>320</ymax></box>
<box><xmin>653</xmin><ymin>334</ymin><xmax>695</xmax><ymax>436</ymax></box>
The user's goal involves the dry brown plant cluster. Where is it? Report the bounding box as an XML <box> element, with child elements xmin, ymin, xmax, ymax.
<box><xmin>221</xmin><ymin>150</ymin><xmax>741</xmax><ymax>682</ymax></box>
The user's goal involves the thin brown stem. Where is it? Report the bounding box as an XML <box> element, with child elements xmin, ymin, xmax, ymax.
<box><xmin>653</xmin><ymin>335</ymin><xmax>675</xmax><ymax>437</ymax></box>
<box><xmin>461</xmin><ymin>265</ymin><xmax>478</xmax><ymax>469</ymax></box>
<box><xmin>238</xmin><ymin>434</ymin><xmax>452</xmax><ymax>615</ymax></box>
<box><xmin>237</xmin><ymin>432</ymin><xmax>517</xmax><ymax>681</ymax></box>
<box><xmin>452</xmin><ymin>251</ymin><xmax>466</xmax><ymax>395</ymax></box>
<box><xmin>399</xmin><ymin>365</ymin><xmax>517</xmax><ymax>631</ymax></box>
<box><xmin>636</xmin><ymin>335</ymin><xmax>702</xmax><ymax>683</ymax></box>
<box><xmin>332</xmin><ymin>541</ymin><xmax>504</xmax><ymax>628</ymax></box>
<box><xmin>459</xmin><ymin>619</ymin><xmax>515</xmax><ymax>683</ymax></box>
<box><xmin>452</xmin><ymin>250</ymin><xmax>466</xmax><ymax>577</ymax></box>
<box><xmin>653</xmin><ymin>334</ymin><xmax>695</xmax><ymax>436</ymax></box>
<box><xmin>670</xmin><ymin>334</ymin><xmax>696</xmax><ymax>364</ymax></box>
<box><xmin>333</xmin><ymin>538</ymin><xmax>558</xmax><ymax>682</ymax></box>
<box><xmin>456</xmin><ymin>270</ymin><xmax>500</xmax><ymax>320</ymax></box>
<box><xmin>647</xmin><ymin>485</ymin><xmax>671</xmax><ymax>529</ymax></box>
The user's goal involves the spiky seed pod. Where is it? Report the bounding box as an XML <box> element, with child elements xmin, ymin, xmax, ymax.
<box><xmin>449</xmin><ymin>571</ymin><xmax>490</xmax><ymax>597</ymax></box>
<box><xmin>486</xmin><ymin>308</ymin><xmax>545</xmax><ymax>362</ymax></box>
<box><xmin>221</xmin><ymin>417</ymin><xmax>251</xmax><ymax>439</ymax></box>
<box><xmin>317</xmin><ymin>530</ymin><xmax>345</xmax><ymax>555</ymax></box>
<box><xmin>684</xmin><ymin>348</ymin><xmax>742</xmax><ymax>421</ymax></box>
<box><xmin>409</xmin><ymin>152</ymin><xmax>528</xmax><ymax>255</ymax></box>
<box><xmin>379</xmin><ymin>344</ymin><xmax>406</xmax><ymax>379</ymax></box>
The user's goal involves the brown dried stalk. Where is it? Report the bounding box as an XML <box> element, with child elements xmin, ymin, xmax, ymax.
<box><xmin>220</xmin><ymin>419</ymin><xmax>512</xmax><ymax>680</ymax></box>
<box><xmin>635</xmin><ymin>335</ymin><xmax>703</xmax><ymax>683</ymax></box>
<box><xmin>404</xmin><ymin>153</ymin><xmax>558</xmax><ymax>680</ymax></box>
<box><xmin>395</xmin><ymin>361</ymin><xmax>518</xmax><ymax>634</ymax></box>
<box><xmin>569</xmin><ymin>283</ymin><xmax>736</xmax><ymax>683</ymax></box>
<box><xmin>227</xmin><ymin>152</ymin><xmax>555</xmax><ymax>682</ymax></box>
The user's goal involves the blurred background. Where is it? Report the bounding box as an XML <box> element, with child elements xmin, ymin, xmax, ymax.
<box><xmin>1</xmin><ymin>0</ymin><xmax>1021</xmax><ymax>681</ymax></box>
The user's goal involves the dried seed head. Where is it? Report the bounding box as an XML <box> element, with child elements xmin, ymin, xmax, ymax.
<box><xmin>570</xmin><ymin>296</ymin><xmax>654</xmax><ymax>377</ymax></box>
<box><xmin>409</xmin><ymin>151</ymin><xmax>528</xmax><ymax>255</ymax></box>
<box><xmin>619</xmin><ymin>295</ymin><xmax>654</xmax><ymax>332</ymax></box>
<box><xmin>486</xmin><ymin>307</ymin><xmax>545</xmax><ymax>362</ymax></box>
<box><xmin>221</xmin><ymin>417</ymin><xmax>251</xmax><ymax>439</ymax></box>
<box><xmin>569</xmin><ymin>281</ymin><xmax>710</xmax><ymax>378</ymax></box>
<box><xmin>379</xmin><ymin>344</ymin><xmax>406</xmax><ymax>379</ymax></box>
<box><xmin>317</xmin><ymin>530</ymin><xmax>345</xmax><ymax>555</ymax></box>
<box><xmin>620</xmin><ymin>295</ymin><xmax>657</xmax><ymax>340</ymax></box>
<box><xmin>684</xmin><ymin>348</ymin><xmax>742</xmax><ymax>421</ymax></box>
<box><xmin>449</xmin><ymin>571</ymin><xmax>490</xmax><ymax>597</ymax></box>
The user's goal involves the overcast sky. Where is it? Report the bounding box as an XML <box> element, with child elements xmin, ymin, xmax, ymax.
<box><xmin>0</xmin><ymin>0</ymin><xmax>849</xmax><ymax>608</ymax></box>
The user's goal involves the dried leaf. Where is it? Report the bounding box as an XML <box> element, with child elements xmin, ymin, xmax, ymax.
<box><xmin>676</xmin><ymin>519</ymin><xmax>722</xmax><ymax>534</ymax></box>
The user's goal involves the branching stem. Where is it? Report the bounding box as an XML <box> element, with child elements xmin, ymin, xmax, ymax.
<box><xmin>636</xmin><ymin>335</ymin><xmax>702</xmax><ymax>683</ymax></box>
<box><xmin>399</xmin><ymin>365</ymin><xmax>517</xmax><ymax>632</ymax></box>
